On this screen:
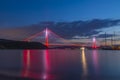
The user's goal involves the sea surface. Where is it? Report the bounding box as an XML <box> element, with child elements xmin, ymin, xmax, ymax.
<box><xmin>0</xmin><ymin>49</ymin><xmax>120</xmax><ymax>80</ymax></box>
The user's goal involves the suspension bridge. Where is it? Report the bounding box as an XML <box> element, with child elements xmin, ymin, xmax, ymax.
<box><xmin>24</xmin><ymin>28</ymin><xmax>97</xmax><ymax>48</ymax></box>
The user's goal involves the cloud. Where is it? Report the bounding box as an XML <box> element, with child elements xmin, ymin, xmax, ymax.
<box><xmin>72</xmin><ymin>35</ymin><xmax>89</xmax><ymax>39</ymax></box>
<box><xmin>0</xmin><ymin>19</ymin><xmax>120</xmax><ymax>40</ymax></box>
<box><xmin>96</xmin><ymin>25</ymin><xmax>120</xmax><ymax>34</ymax></box>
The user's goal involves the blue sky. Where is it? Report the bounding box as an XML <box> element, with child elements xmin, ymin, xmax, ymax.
<box><xmin>0</xmin><ymin>0</ymin><xmax>120</xmax><ymax>27</ymax></box>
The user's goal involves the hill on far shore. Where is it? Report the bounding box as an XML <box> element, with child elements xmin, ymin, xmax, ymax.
<box><xmin>0</xmin><ymin>39</ymin><xmax>47</xmax><ymax>49</ymax></box>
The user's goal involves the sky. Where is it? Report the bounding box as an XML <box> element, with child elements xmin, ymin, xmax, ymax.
<box><xmin>1</xmin><ymin>0</ymin><xmax>120</xmax><ymax>27</ymax></box>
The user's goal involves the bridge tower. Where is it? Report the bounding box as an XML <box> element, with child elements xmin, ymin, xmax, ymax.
<box><xmin>45</xmin><ymin>28</ymin><xmax>49</xmax><ymax>47</ymax></box>
<box><xmin>92</xmin><ymin>37</ymin><xmax>97</xmax><ymax>49</ymax></box>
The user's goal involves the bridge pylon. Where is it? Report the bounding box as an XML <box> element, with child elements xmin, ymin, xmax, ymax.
<box><xmin>92</xmin><ymin>37</ymin><xmax>97</xmax><ymax>49</ymax></box>
<box><xmin>45</xmin><ymin>28</ymin><xmax>49</xmax><ymax>47</ymax></box>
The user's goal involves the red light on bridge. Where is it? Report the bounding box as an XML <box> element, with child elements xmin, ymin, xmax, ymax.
<box><xmin>45</xmin><ymin>28</ymin><xmax>49</xmax><ymax>47</ymax></box>
<box><xmin>92</xmin><ymin>37</ymin><xmax>97</xmax><ymax>49</ymax></box>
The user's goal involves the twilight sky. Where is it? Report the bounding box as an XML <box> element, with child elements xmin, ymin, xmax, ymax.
<box><xmin>1</xmin><ymin>0</ymin><xmax>120</xmax><ymax>27</ymax></box>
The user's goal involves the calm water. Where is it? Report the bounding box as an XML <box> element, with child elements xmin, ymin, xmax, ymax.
<box><xmin>0</xmin><ymin>49</ymin><xmax>120</xmax><ymax>80</ymax></box>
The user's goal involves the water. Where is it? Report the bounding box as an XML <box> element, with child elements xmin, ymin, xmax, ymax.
<box><xmin>0</xmin><ymin>49</ymin><xmax>120</xmax><ymax>80</ymax></box>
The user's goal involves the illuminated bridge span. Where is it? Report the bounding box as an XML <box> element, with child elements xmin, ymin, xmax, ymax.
<box><xmin>24</xmin><ymin>28</ymin><xmax>97</xmax><ymax>48</ymax></box>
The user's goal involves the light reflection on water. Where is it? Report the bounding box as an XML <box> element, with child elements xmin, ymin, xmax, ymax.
<box><xmin>22</xmin><ymin>50</ymin><xmax>30</xmax><ymax>77</ymax></box>
<box><xmin>81</xmin><ymin>49</ymin><xmax>87</xmax><ymax>76</ymax></box>
<box><xmin>0</xmin><ymin>49</ymin><xmax>120</xmax><ymax>80</ymax></box>
<box><xmin>92</xmin><ymin>50</ymin><xmax>99</xmax><ymax>75</ymax></box>
<box><xmin>42</xmin><ymin>49</ymin><xmax>50</xmax><ymax>80</ymax></box>
<box><xmin>22</xmin><ymin>49</ymin><xmax>52</xmax><ymax>80</ymax></box>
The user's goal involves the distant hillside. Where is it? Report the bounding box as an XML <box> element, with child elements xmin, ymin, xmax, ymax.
<box><xmin>0</xmin><ymin>39</ymin><xmax>47</xmax><ymax>49</ymax></box>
